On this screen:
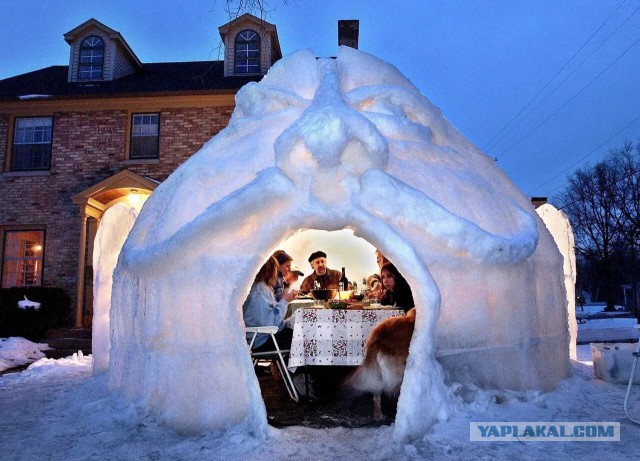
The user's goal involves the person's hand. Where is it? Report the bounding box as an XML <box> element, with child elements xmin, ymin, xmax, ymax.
<box><xmin>283</xmin><ymin>290</ymin><xmax>296</xmax><ymax>302</ymax></box>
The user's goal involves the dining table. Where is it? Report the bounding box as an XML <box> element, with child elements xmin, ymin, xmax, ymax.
<box><xmin>287</xmin><ymin>306</ymin><xmax>404</xmax><ymax>370</ymax></box>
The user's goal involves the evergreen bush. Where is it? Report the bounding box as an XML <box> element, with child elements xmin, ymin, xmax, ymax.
<box><xmin>0</xmin><ymin>287</ymin><xmax>72</xmax><ymax>342</ymax></box>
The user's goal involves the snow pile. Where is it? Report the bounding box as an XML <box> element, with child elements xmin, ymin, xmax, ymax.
<box><xmin>28</xmin><ymin>350</ymin><xmax>91</xmax><ymax>371</ymax></box>
<box><xmin>536</xmin><ymin>203</ymin><xmax>577</xmax><ymax>359</ymax></box>
<box><xmin>0</xmin><ymin>337</ymin><xmax>48</xmax><ymax>372</ymax></box>
<box><xmin>92</xmin><ymin>202</ymin><xmax>142</xmax><ymax>373</ymax></box>
<box><xmin>17</xmin><ymin>296</ymin><xmax>41</xmax><ymax>309</ymax></box>
<box><xmin>109</xmin><ymin>46</ymin><xmax>570</xmax><ymax>441</ymax></box>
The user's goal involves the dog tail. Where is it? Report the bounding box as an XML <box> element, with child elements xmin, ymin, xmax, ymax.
<box><xmin>344</xmin><ymin>346</ymin><xmax>385</xmax><ymax>394</ymax></box>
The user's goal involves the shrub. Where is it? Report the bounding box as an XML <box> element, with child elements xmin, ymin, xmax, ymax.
<box><xmin>0</xmin><ymin>287</ymin><xmax>72</xmax><ymax>342</ymax></box>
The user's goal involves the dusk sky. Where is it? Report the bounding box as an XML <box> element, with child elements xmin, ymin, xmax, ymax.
<box><xmin>1</xmin><ymin>0</ymin><xmax>638</xmax><ymax>201</ymax></box>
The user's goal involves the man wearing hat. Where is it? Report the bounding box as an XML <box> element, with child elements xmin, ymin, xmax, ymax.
<box><xmin>299</xmin><ymin>251</ymin><xmax>344</xmax><ymax>294</ymax></box>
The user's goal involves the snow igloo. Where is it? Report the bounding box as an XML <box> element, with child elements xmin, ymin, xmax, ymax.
<box><xmin>108</xmin><ymin>46</ymin><xmax>571</xmax><ymax>440</ymax></box>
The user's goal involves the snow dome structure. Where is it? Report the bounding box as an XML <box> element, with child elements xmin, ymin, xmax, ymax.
<box><xmin>108</xmin><ymin>47</ymin><xmax>571</xmax><ymax>441</ymax></box>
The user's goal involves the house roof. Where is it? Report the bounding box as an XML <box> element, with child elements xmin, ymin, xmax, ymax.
<box><xmin>0</xmin><ymin>61</ymin><xmax>263</xmax><ymax>101</ymax></box>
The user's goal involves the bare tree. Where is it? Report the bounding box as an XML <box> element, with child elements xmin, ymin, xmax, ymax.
<box><xmin>557</xmin><ymin>153</ymin><xmax>626</xmax><ymax>310</ymax></box>
<box><xmin>222</xmin><ymin>0</ymin><xmax>289</xmax><ymax>20</ymax></box>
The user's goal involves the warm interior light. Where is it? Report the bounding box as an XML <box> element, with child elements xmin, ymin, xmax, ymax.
<box><xmin>34</xmin><ymin>245</ymin><xmax>42</xmax><ymax>252</ymax></box>
<box><xmin>126</xmin><ymin>193</ymin><xmax>149</xmax><ymax>208</ymax></box>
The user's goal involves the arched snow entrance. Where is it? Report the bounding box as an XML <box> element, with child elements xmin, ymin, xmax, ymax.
<box><xmin>108</xmin><ymin>47</ymin><xmax>570</xmax><ymax>441</ymax></box>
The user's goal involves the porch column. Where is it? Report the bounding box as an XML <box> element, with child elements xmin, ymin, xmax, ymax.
<box><xmin>75</xmin><ymin>213</ymin><xmax>88</xmax><ymax>328</ymax></box>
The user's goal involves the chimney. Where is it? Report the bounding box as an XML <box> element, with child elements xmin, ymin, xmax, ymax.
<box><xmin>338</xmin><ymin>20</ymin><xmax>359</xmax><ymax>49</ymax></box>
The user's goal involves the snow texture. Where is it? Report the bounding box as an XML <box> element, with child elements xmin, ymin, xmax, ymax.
<box><xmin>0</xmin><ymin>337</ymin><xmax>47</xmax><ymax>372</ymax></box>
<box><xmin>1</xmin><ymin>348</ymin><xmax>637</xmax><ymax>460</ymax></box>
<box><xmin>108</xmin><ymin>46</ymin><xmax>570</xmax><ymax>441</ymax></box>
<box><xmin>92</xmin><ymin>202</ymin><xmax>142</xmax><ymax>373</ymax></box>
<box><xmin>536</xmin><ymin>203</ymin><xmax>577</xmax><ymax>360</ymax></box>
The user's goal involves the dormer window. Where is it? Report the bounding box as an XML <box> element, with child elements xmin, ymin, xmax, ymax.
<box><xmin>78</xmin><ymin>35</ymin><xmax>104</xmax><ymax>79</ymax></box>
<box><xmin>234</xmin><ymin>30</ymin><xmax>260</xmax><ymax>74</ymax></box>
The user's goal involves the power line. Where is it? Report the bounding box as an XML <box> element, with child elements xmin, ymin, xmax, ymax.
<box><xmin>497</xmin><ymin>3</ymin><xmax>640</xmax><ymax>148</ymax></box>
<box><xmin>498</xmin><ymin>34</ymin><xmax>640</xmax><ymax>158</ymax></box>
<box><xmin>480</xmin><ymin>0</ymin><xmax>628</xmax><ymax>151</ymax></box>
<box><xmin>528</xmin><ymin>112</ymin><xmax>640</xmax><ymax>196</ymax></box>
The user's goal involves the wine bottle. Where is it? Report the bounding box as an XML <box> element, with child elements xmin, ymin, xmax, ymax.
<box><xmin>340</xmin><ymin>267</ymin><xmax>349</xmax><ymax>291</ymax></box>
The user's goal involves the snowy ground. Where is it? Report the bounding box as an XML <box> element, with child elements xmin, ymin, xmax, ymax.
<box><xmin>1</xmin><ymin>338</ymin><xmax>640</xmax><ymax>460</ymax></box>
<box><xmin>577</xmin><ymin>304</ymin><xmax>639</xmax><ymax>343</ymax></box>
<box><xmin>0</xmin><ymin>337</ymin><xmax>49</xmax><ymax>372</ymax></box>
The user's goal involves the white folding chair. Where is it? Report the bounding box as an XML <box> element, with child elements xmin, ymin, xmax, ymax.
<box><xmin>246</xmin><ymin>326</ymin><xmax>299</xmax><ymax>402</ymax></box>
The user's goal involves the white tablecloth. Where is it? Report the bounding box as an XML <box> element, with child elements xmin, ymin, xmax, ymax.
<box><xmin>288</xmin><ymin>308</ymin><xmax>404</xmax><ymax>369</ymax></box>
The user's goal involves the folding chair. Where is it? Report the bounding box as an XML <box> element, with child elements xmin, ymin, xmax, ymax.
<box><xmin>246</xmin><ymin>326</ymin><xmax>299</xmax><ymax>402</ymax></box>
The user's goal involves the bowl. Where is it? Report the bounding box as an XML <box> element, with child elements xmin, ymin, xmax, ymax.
<box><xmin>311</xmin><ymin>288</ymin><xmax>337</xmax><ymax>301</ymax></box>
<box><xmin>329</xmin><ymin>300</ymin><xmax>348</xmax><ymax>309</ymax></box>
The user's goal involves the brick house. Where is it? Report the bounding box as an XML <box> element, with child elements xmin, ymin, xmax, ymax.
<box><xmin>0</xmin><ymin>14</ymin><xmax>282</xmax><ymax>328</ymax></box>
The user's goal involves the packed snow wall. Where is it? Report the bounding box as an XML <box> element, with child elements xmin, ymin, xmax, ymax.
<box><xmin>536</xmin><ymin>203</ymin><xmax>577</xmax><ymax>361</ymax></box>
<box><xmin>108</xmin><ymin>47</ymin><xmax>570</xmax><ymax>441</ymax></box>
<box><xmin>92</xmin><ymin>202</ymin><xmax>142</xmax><ymax>373</ymax></box>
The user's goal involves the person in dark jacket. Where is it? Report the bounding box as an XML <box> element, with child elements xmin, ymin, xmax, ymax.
<box><xmin>299</xmin><ymin>250</ymin><xmax>343</xmax><ymax>294</ymax></box>
<box><xmin>380</xmin><ymin>262</ymin><xmax>415</xmax><ymax>313</ymax></box>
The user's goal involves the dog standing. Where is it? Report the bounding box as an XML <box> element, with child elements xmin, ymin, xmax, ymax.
<box><xmin>347</xmin><ymin>308</ymin><xmax>416</xmax><ymax>420</ymax></box>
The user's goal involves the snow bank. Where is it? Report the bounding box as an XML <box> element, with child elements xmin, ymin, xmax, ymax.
<box><xmin>109</xmin><ymin>46</ymin><xmax>570</xmax><ymax>441</ymax></box>
<box><xmin>0</xmin><ymin>337</ymin><xmax>48</xmax><ymax>372</ymax></box>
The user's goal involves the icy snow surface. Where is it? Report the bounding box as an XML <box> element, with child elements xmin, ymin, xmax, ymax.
<box><xmin>0</xmin><ymin>337</ymin><xmax>48</xmax><ymax>372</ymax></box>
<box><xmin>109</xmin><ymin>46</ymin><xmax>570</xmax><ymax>440</ymax></box>
<box><xmin>536</xmin><ymin>203</ymin><xmax>577</xmax><ymax>360</ymax></box>
<box><xmin>0</xmin><ymin>349</ymin><xmax>638</xmax><ymax>460</ymax></box>
<box><xmin>92</xmin><ymin>201</ymin><xmax>142</xmax><ymax>373</ymax></box>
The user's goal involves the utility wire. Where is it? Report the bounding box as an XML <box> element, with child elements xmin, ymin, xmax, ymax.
<box><xmin>498</xmin><ymin>35</ymin><xmax>640</xmax><ymax>158</ymax></box>
<box><xmin>480</xmin><ymin>0</ymin><xmax>628</xmax><ymax>151</ymax></box>
<box><xmin>497</xmin><ymin>3</ymin><xmax>640</xmax><ymax>148</ymax></box>
<box><xmin>528</xmin><ymin>112</ymin><xmax>640</xmax><ymax>195</ymax></box>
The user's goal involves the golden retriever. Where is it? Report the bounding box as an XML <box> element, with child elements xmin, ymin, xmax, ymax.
<box><xmin>347</xmin><ymin>308</ymin><xmax>416</xmax><ymax>420</ymax></box>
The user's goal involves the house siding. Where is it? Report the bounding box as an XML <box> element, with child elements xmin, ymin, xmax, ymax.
<box><xmin>113</xmin><ymin>45</ymin><xmax>137</xmax><ymax>80</ymax></box>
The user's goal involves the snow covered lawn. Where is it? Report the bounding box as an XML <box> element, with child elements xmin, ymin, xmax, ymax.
<box><xmin>0</xmin><ymin>343</ymin><xmax>639</xmax><ymax>460</ymax></box>
<box><xmin>0</xmin><ymin>337</ymin><xmax>49</xmax><ymax>373</ymax></box>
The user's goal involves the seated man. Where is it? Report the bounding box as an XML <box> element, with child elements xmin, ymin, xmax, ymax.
<box><xmin>299</xmin><ymin>250</ymin><xmax>343</xmax><ymax>294</ymax></box>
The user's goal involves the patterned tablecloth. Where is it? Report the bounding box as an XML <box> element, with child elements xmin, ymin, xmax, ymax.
<box><xmin>288</xmin><ymin>308</ymin><xmax>404</xmax><ymax>369</ymax></box>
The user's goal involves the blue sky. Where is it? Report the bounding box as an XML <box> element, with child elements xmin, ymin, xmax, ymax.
<box><xmin>1</xmin><ymin>0</ymin><xmax>639</xmax><ymax>200</ymax></box>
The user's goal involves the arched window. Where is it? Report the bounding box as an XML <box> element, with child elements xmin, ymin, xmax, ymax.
<box><xmin>234</xmin><ymin>29</ymin><xmax>260</xmax><ymax>74</ymax></box>
<box><xmin>78</xmin><ymin>35</ymin><xmax>104</xmax><ymax>79</ymax></box>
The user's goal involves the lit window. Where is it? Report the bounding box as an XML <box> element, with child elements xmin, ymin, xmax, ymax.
<box><xmin>130</xmin><ymin>113</ymin><xmax>160</xmax><ymax>159</ymax></box>
<box><xmin>1</xmin><ymin>230</ymin><xmax>45</xmax><ymax>288</ymax></box>
<box><xmin>235</xmin><ymin>30</ymin><xmax>260</xmax><ymax>74</ymax></box>
<box><xmin>11</xmin><ymin>117</ymin><xmax>53</xmax><ymax>171</ymax></box>
<box><xmin>79</xmin><ymin>35</ymin><xmax>104</xmax><ymax>79</ymax></box>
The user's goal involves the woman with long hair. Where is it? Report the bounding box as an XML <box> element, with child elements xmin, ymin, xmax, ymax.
<box><xmin>243</xmin><ymin>256</ymin><xmax>294</xmax><ymax>352</ymax></box>
<box><xmin>380</xmin><ymin>262</ymin><xmax>415</xmax><ymax>313</ymax></box>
